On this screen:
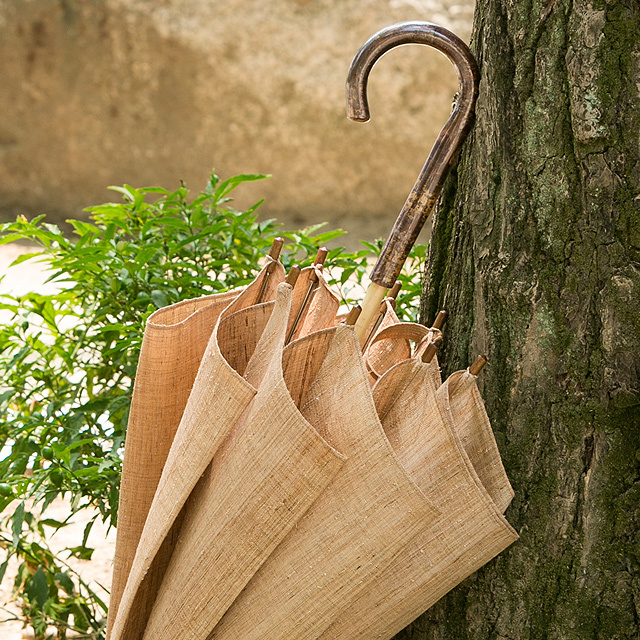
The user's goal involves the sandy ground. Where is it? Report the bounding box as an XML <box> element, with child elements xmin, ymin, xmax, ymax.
<box><xmin>0</xmin><ymin>499</ymin><xmax>115</xmax><ymax>639</ymax></box>
<box><xmin>1</xmin><ymin>244</ymin><xmax>116</xmax><ymax>639</ymax></box>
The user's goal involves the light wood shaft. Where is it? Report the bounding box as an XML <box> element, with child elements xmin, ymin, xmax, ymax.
<box><xmin>354</xmin><ymin>283</ymin><xmax>388</xmax><ymax>345</ymax></box>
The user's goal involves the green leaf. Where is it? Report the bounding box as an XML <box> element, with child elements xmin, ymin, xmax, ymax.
<box><xmin>81</xmin><ymin>519</ymin><xmax>94</xmax><ymax>550</ymax></box>
<box><xmin>54</xmin><ymin>571</ymin><xmax>75</xmax><ymax>595</ymax></box>
<box><xmin>8</xmin><ymin>252</ymin><xmax>44</xmax><ymax>267</ymax></box>
<box><xmin>140</xmin><ymin>186</ymin><xmax>171</xmax><ymax>195</ymax></box>
<box><xmin>39</xmin><ymin>519</ymin><xmax>67</xmax><ymax>531</ymax></box>
<box><xmin>150</xmin><ymin>290</ymin><xmax>168</xmax><ymax>308</ymax></box>
<box><xmin>26</xmin><ymin>567</ymin><xmax>49</xmax><ymax>608</ymax></box>
<box><xmin>66</xmin><ymin>545</ymin><xmax>94</xmax><ymax>561</ymax></box>
<box><xmin>0</xmin><ymin>233</ymin><xmax>33</xmax><ymax>246</ymax></box>
<box><xmin>0</xmin><ymin>558</ymin><xmax>9</xmax><ymax>583</ymax></box>
<box><xmin>134</xmin><ymin>246</ymin><xmax>159</xmax><ymax>265</ymax></box>
<box><xmin>213</xmin><ymin>174</ymin><xmax>269</xmax><ymax>201</ymax></box>
<box><xmin>12</xmin><ymin>502</ymin><xmax>25</xmax><ymax>546</ymax></box>
<box><xmin>40</xmin><ymin>300</ymin><xmax>57</xmax><ymax>330</ymax></box>
<box><xmin>312</xmin><ymin>229</ymin><xmax>347</xmax><ymax>243</ymax></box>
<box><xmin>67</xmin><ymin>219</ymin><xmax>100</xmax><ymax>237</ymax></box>
<box><xmin>244</xmin><ymin>198</ymin><xmax>266</xmax><ymax>217</ymax></box>
<box><xmin>108</xmin><ymin>185</ymin><xmax>137</xmax><ymax>202</ymax></box>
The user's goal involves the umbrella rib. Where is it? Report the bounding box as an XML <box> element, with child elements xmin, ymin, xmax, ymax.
<box><xmin>256</xmin><ymin>237</ymin><xmax>284</xmax><ymax>304</ymax></box>
<box><xmin>285</xmin><ymin>247</ymin><xmax>329</xmax><ymax>344</ymax></box>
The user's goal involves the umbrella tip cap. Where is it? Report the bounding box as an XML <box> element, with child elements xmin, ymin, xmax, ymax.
<box><xmin>432</xmin><ymin>310</ymin><xmax>448</xmax><ymax>330</ymax></box>
<box><xmin>421</xmin><ymin>341</ymin><xmax>440</xmax><ymax>364</ymax></box>
<box><xmin>345</xmin><ymin>305</ymin><xmax>362</xmax><ymax>325</ymax></box>
<box><xmin>469</xmin><ymin>354</ymin><xmax>488</xmax><ymax>376</ymax></box>
<box><xmin>285</xmin><ymin>265</ymin><xmax>301</xmax><ymax>286</ymax></box>
<box><xmin>268</xmin><ymin>237</ymin><xmax>285</xmax><ymax>260</ymax></box>
<box><xmin>314</xmin><ymin>247</ymin><xmax>329</xmax><ymax>267</ymax></box>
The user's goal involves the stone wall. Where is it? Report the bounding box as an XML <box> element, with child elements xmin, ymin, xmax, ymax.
<box><xmin>0</xmin><ymin>0</ymin><xmax>472</xmax><ymax>243</ymax></box>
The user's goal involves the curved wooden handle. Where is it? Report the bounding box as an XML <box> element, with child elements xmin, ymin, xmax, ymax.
<box><xmin>347</xmin><ymin>21</ymin><xmax>479</xmax><ymax>288</ymax></box>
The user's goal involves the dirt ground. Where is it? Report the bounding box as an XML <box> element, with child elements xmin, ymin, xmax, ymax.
<box><xmin>1</xmin><ymin>244</ymin><xmax>116</xmax><ymax>638</ymax></box>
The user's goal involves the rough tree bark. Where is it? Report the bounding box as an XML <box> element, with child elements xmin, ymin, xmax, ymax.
<box><xmin>408</xmin><ymin>0</ymin><xmax>640</xmax><ymax>638</ymax></box>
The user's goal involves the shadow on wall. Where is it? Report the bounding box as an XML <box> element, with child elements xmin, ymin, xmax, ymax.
<box><xmin>0</xmin><ymin>0</ymin><xmax>473</xmax><ymax>245</ymax></box>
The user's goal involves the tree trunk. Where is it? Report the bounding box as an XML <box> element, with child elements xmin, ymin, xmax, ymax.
<box><xmin>410</xmin><ymin>0</ymin><xmax>640</xmax><ymax>638</ymax></box>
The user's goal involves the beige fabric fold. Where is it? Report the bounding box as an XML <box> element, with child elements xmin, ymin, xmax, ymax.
<box><xmin>109</xmin><ymin>258</ymin><xmax>517</xmax><ymax>640</ymax></box>
<box><xmin>108</xmin><ymin>260</ymin><xmax>285</xmax><ymax>640</ymax></box>
<box><xmin>286</xmin><ymin>265</ymin><xmax>340</xmax><ymax>342</ymax></box>
<box><xmin>140</xmin><ymin>283</ymin><xmax>345</xmax><ymax>640</ymax></box>
<box><xmin>442</xmin><ymin>369</ymin><xmax>514</xmax><ymax>514</ymax></box>
<box><xmin>282</xmin><ymin>328</ymin><xmax>336</xmax><ymax>407</ymax></box>
<box><xmin>107</xmin><ymin>288</ymin><xmax>238</xmax><ymax>638</ymax></box>
<box><xmin>365</xmin><ymin>312</ymin><xmax>442</xmax><ymax>383</ymax></box>
<box><xmin>209</xmin><ymin>325</ymin><xmax>441</xmax><ymax>640</ymax></box>
<box><xmin>318</xmin><ymin>358</ymin><xmax>518</xmax><ymax>640</ymax></box>
<box><xmin>363</xmin><ymin>300</ymin><xmax>411</xmax><ymax>382</ymax></box>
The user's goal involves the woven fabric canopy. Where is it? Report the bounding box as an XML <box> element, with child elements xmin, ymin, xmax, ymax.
<box><xmin>107</xmin><ymin>280</ymin><xmax>517</xmax><ymax>640</ymax></box>
<box><xmin>138</xmin><ymin>283</ymin><xmax>344</xmax><ymax>640</ymax></box>
<box><xmin>319</xmin><ymin>353</ymin><xmax>517</xmax><ymax>639</ymax></box>
<box><xmin>109</xmin><ymin>260</ymin><xmax>286</xmax><ymax>639</ymax></box>
<box><xmin>106</xmin><ymin>20</ymin><xmax>518</xmax><ymax>640</ymax></box>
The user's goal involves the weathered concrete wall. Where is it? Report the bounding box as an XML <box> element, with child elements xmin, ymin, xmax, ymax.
<box><xmin>0</xmin><ymin>0</ymin><xmax>472</xmax><ymax>242</ymax></box>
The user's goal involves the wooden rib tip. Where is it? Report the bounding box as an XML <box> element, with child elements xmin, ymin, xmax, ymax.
<box><xmin>432</xmin><ymin>310</ymin><xmax>448</xmax><ymax>330</ymax></box>
<box><xmin>285</xmin><ymin>265</ymin><xmax>301</xmax><ymax>286</ymax></box>
<box><xmin>421</xmin><ymin>341</ymin><xmax>439</xmax><ymax>364</ymax></box>
<box><xmin>389</xmin><ymin>281</ymin><xmax>402</xmax><ymax>300</ymax></box>
<box><xmin>469</xmin><ymin>354</ymin><xmax>488</xmax><ymax>376</ymax></box>
<box><xmin>314</xmin><ymin>246</ymin><xmax>329</xmax><ymax>266</ymax></box>
<box><xmin>268</xmin><ymin>237</ymin><xmax>285</xmax><ymax>260</ymax></box>
<box><xmin>345</xmin><ymin>305</ymin><xmax>362</xmax><ymax>326</ymax></box>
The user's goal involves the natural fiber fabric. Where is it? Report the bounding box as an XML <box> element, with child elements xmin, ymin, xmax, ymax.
<box><xmin>365</xmin><ymin>314</ymin><xmax>442</xmax><ymax>383</ymax></box>
<box><xmin>318</xmin><ymin>357</ymin><xmax>518</xmax><ymax>640</ymax></box>
<box><xmin>286</xmin><ymin>266</ymin><xmax>340</xmax><ymax>342</ymax></box>
<box><xmin>107</xmin><ymin>288</ymin><xmax>238</xmax><ymax>638</ymax></box>
<box><xmin>441</xmin><ymin>369</ymin><xmax>514</xmax><ymax>514</ymax></box>
<box><xmin>108</xmin><ymin>260</ymin><xmax>285</xmax><ymax>640</ymax></box>
<box><xmin>209</xmin><ymin>324</ymin><xmax>441</xmax><ymax>640</ymax></box>
<box><xmin>281</xmin><ymin>327</ymin><xmax>336</xmax><ymax>407</ymax></box>
<box><xmin>140</xmin><ymin>283</ymin><xmax>345</xmax><ymax>640</ymax></box>
<box><xmin>363</xmin><ymin>300</ymin><xmax>410</xmax><ymax>382</ymax></box>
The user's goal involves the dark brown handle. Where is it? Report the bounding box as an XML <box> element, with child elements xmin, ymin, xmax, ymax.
<box><xmin>346</xmin><ymin>21</ymin><xmax>479</xmax><ymax>289</ymax></box>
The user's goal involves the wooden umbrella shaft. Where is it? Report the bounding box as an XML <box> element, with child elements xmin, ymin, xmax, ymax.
<box><xmin>347</xmin><ymin>22</ymin><xmax>479</xmax><ymax>343</ymax></box>
<box><xmin>347</xmin><ymin>22</ymin><xmax>479</xmax><ymax>289</ymax></box>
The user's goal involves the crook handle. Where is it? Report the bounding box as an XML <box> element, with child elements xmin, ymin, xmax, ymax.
<box><xmin>347</xmin><ymin>21</ymin><xmax>479</xmax><ymax>289</ymax></box>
